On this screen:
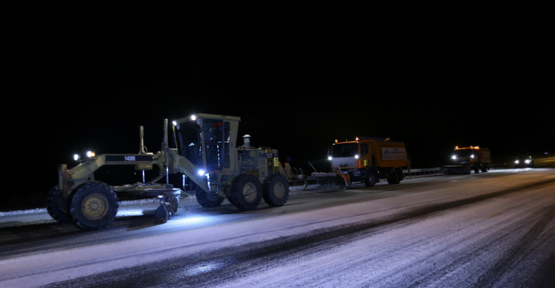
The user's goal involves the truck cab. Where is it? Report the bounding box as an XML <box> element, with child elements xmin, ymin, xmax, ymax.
<box><xmin>445</xmin><ymin>146</ymin><xmax>491</xmax><ymax>174</ymax></box>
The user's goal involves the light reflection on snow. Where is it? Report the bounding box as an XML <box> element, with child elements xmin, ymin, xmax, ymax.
<box><xmin>180</xmin><ymin>261</ymin><xmax>225</xmax><ymax>277</ymax></box>
<box><xmin>116</xmin><ymin>209</ymin><xmax>146</xmax><ymax>217</ymax></box>
<box><xmin>172</xmin><ymin>216</ymin><xmax>210</xmax><ymax>225</ymax></box>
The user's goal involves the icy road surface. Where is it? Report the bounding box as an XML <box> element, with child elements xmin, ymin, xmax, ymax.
<box><xmin>0</xmin><ymin>168</ymin><xmax>554</xmax><ymax>287</ymax></box>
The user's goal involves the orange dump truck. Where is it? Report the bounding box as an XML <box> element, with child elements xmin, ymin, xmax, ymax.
<box><xmin>327</xmin><ymin>137</ymin><xmax>409</xmax><ymax>187</ymax></box>
<box><xmin>444</xmin><ymin>146</ymin><xmax>491</xmax><ymax>174</ymax></box>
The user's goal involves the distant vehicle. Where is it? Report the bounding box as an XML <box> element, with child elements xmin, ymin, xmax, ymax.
<box><xmin>514</xmin><ymin>155</ymin><xmax>534</xmax><ymax>168</ymax></box>
<box><xmin>444</xmin><ymin>146</ymin><xmax>491</xmax><ymax>174</ymax></box>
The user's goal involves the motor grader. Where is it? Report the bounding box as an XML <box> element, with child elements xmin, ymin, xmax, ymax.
<box><xmin>47</xmin><ymin>113</ymin><xmax>294</xmax><ymax>231</ymax></box>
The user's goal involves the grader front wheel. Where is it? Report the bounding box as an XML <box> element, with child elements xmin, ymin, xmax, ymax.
<box><xmin>46</xmin><ymin>186</ymin><xmax>70</xmax><ymax>224</ymax></box>
<box><xmin>69</xmin><ymin>181</ymin><xmax>119</xmax><ymax>231</ymax></box>
<box><xmin>195</xmin><ymin>190</ymin><xmax>224</xmax><ymax>208</ymax></box>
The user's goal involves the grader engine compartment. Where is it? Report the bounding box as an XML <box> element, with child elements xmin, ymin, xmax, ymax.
<box><xmin>237</xmin><ymin>146</ymin><xmax>280</xmax><ymax>180</ymax></box>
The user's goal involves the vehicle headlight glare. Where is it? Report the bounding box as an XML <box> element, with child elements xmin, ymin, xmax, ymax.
<box><xmin>354</xmin><ymin>154</ymin><xmax>359</xmax><ymax>159</ymax></box>
<box><xmin>471</xmin><ymin>154</ymin><xmax>475</xmax><ymax>158</ymax></box>
<box><xmin>451</xmin><ymin>155</ymin><xmax>456</xmax><ymax>160</ymax></box>
<box><xmin>328</xmin><ymin>156</ymin><xmax>332</xmax><ymax>161</ymax></box>
<box><xmin>198</xmin><ymin>169</ymin><xmax>205</xmax><ymax>176</ymax></box>
<box><xmin>74</xmin><ymin>154</ymin><xmax>80</xmax><ymax>161</ymax></box>
<box><xmin>515</xmin><ymin>160</ymin><xmax>519</xmax><ymax>164</ymax></box>
<box><xmin>525</xmin><ymin>159</ymin><xmax>531</xmax><ymax>164</ymax></box>
<box><xmin>86</xmin><ymin>151</ymin><xmax>95</xmax><ymax>158</ymax></box>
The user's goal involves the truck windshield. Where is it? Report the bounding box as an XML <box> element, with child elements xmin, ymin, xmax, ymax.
<box><xmin>454</xmin><ymin>149</ymin><xmax>475</xmax><ymax>157</ymax></box>
<box><xmin>331</xmin><ymin>143</ymin><xmax>359</xmax><ymax>157</ymax></box>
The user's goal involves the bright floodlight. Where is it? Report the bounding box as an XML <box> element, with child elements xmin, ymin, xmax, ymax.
<box><xmin>451</xmin><ymin>155</ymin><xmax>456</xmax><ymax>159</ymax></box>
<box><xmin>191</xmin><ymin>115</ymin><xmax>197</xmax><ymax>121</ymax></box>
<box><xmin>86</xmin><ymin>151</ymin><xmax>95</xmax><ymax>158</ymax></box>
<box><xmin>328</xmin><ymin>156</ymin><xmax>332</xmax><ymax>161</ymax></box>
<box><xmin>515</xmin><ymin>160</ymin><xmax>519</xmax><ymax>164</ymax></box>
<box><xmin>198</xmin><ymin>169</ymin><xmax>205</xmax><ymax>176</ymax></box>
<box><xmin>471</xmin><ymin>154</ymin><xmax>475</xmax><ymax>158</ymax></box>
<box><xmin>525</xmin><ymin>159</ymin><xmax>531</xmax><ymax>164</ymax></box>
<box><xmin>354</xmin><ymin>154</ymin><xmax>360</xmax><ymax>159</ymax></box>
<box><xmin>172</xmin><ymin>121</ymin><xmax>177</xmax><ymax>126</ymax></box>
<box><xmin>74</xmin><ymin>154</ymin><xmax>80</xmax><ymax>161</ymax></box>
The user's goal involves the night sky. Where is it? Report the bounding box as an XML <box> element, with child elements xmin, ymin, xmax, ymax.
<box><xmin>9</xmin><ymin>8</ymin><xmax>554</xmax><ymax>202</ymax></box>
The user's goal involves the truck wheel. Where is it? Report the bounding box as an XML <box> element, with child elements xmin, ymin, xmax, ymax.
<box><xmin>195</xmin><ymin>190</ymin><xmax>224</xmax><ymax>208</ymax></box>
<box><xmin>387</xmin><ymin>168</ymin><xmax>401</xmax><ymax>185</ymax></box>
<box><xmin>69</xmin><ymin>181</ymin><xmax>119</xmax><ymax>231</ymax></box>
<box><xmin>364</xmin><ymin>171</ymin><xmax>377</xmax><ymax>187</ymax></box>
<box><xmin>46</xmin><ymin>186</ymin><xmax>70</xmax><ymax>224</ymax></box>
<box><xmin>263</xmin><ymin>174</ymin><xmax>289</xmax><ymax>207</ymax></box>
<box><xmin>230</xmin><ymin>174</ymin><xmax>262</xmax><ymax>210</ymax></box>
<box><xmin>474</xmin><ymin>165</ymin><xmax>480</xmax><ymax>173</ymax></box>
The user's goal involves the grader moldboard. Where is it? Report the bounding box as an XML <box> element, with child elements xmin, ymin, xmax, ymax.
<box><xmin>48</xmin><ymin>113</ymin><xmax>346</xmax><ymax>231</ymax></box>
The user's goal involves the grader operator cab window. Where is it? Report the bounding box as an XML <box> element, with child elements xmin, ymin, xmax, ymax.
<box><xmin>177</xmin><ymin>120</ymin><xmax>202</xmax><ymax>166</ymax></box>
<box><xmin>203</xmin><ymin>120</ymin><xmax>223</xmax><ymax>171</ymax></box>
<box><xmin>202</xmin><ymin>120</ymin><xmax>231</xmax><ymax>170</ymax></box>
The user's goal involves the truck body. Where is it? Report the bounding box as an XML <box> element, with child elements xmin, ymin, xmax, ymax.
<box><xmin>444</xmin><ymin>146</ymin><xmax>491</xmax><ymax>174</ymax></box>
<box><xmin>328</xmin><ymin>137</ymin><xmax>409</xmax><ymax>187</ymax></box>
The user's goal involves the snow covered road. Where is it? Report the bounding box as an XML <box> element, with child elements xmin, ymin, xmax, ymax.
<box><xmin>1</xmin><ymin>168</ymin><xmax>554</xmax><ymax>287</ymax></box>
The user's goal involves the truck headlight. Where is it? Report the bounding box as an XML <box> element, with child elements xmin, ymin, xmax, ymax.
<box><xmin>471</xmin><ymin>154</ymin><xmax>474</xmax><ymax>158</ymax></box>
<box><xmin>515</xmin><ymin>160</ymin><xmax>519</xmax><ymax>164</ymax></box>
<box><xmin>354</xmin><ymin>154</ymin><xmax>359</xmax><ymax>159</ymax></box>
<box><xmin>198</xmin><ymin>169</ymin><xmax>205</xmax><ymax>176</ymax></box>
<box><xmin>525</xmin><ymin>159</ymin><xmax>531</xmax><ymax>164</ymax></box>
<box><xmin>74</xmin><ymin>154</ymin><xmax>80</xmax><ymax>161</ymax></box>
<box><xmin>328</xmin><ymin>156</ymin><xmax>332</xmax><ymax>161</ymax></box>
<box><xmin>451</xmin><ymin>155</ymin><xmax>456</xmax><ymax>160</ymax></box>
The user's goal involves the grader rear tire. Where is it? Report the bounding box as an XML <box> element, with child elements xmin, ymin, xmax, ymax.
<box><xmin>46</xmin><ymin>186</ymin><xmax>70</xmax><ymax>224</ymax></box>
<box><xmin>230</xmin><ymin>174</ymin><xmax>262</xmax><ymax>210</ymax></box>
<box><xmin>263</xmin><ymin>174</ymin><xmax>289</xmax><ymax>207</ymax></box>
<box><xmin>69</xmin><ymin>181</ymin><xmax>119</xmax><ymax>231</ymax></box>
